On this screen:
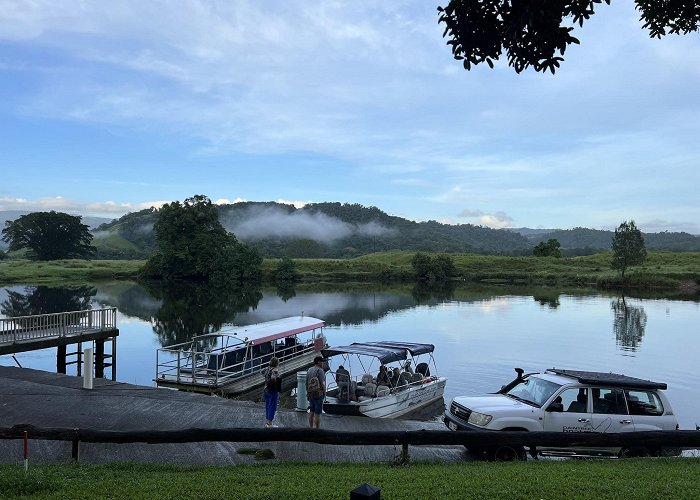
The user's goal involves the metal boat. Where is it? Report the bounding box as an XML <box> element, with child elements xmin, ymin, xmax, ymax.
<box><xmin>155</xmin><ymin>315</ymin><xmax>326</xmax><ymax>397</ymax></box>
<box><xmin>321</xmin><ymin>341</ymin><xmax>446</xmax><ymax>418</ymax></box>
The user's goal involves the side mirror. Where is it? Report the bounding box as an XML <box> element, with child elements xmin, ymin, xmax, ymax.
<box><xmin>547</xmin><ymin>402</ymin><xmax>564</xmax><ymax>413</ymax></box>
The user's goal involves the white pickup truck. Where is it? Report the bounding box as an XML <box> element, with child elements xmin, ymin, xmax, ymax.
<box><xmin>444</xmin><ymin>368</ymin><xmax>680</xmax><ymax>460</ymax></box>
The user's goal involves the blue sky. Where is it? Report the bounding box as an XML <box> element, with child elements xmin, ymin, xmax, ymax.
<box><xmin>1</xmin><ymin>1</ymin><xmax>699</xmax><ymax>233</ymax></box>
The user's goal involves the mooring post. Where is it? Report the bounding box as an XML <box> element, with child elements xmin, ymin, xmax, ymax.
<box><xmin>83</xmin><ymin>347</ymin><xmax>94</xmax><ymax>389</ymax></box>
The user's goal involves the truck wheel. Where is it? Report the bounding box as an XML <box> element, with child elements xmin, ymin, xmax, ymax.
<box><xmin>488</xmin><ymin>445</ymin><xmax>527</xmax><ymax>462</ymax></box>
<box><xmin>619</xmin><ymin>446</ymin><xmax>650</xmax><ymax>458</ymax></box>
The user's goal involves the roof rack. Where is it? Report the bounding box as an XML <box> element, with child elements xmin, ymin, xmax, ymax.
<box><xmin>546</xmin><ymin>368</ymin><xmax>667</xmax><ymax>390</ymax></box>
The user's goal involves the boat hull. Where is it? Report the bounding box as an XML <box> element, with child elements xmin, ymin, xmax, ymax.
<box><xmin>323</xmin><ymin>377</ymin><xmax>447</xmax><ymax>419</ymax></box>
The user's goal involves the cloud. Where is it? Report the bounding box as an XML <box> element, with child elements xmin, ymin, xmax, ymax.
<box><xmin>0</xmin><ymin>196</ymin><xmax>166</xmax><ymax>218</ymax></box>
<box><xmin>458</xmin><ymin>208</ymin><xmax>514</xmax><ymax>229</ymax></box>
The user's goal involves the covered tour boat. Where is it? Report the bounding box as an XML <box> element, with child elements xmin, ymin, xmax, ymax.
<box><xmin>155</xmin><ymin>315</ymin><xmax>326</xmax><ymax>397</ymax></box>
<box><xmin>320</xmin><ymin>341</ymin><xmax>446</xmax><ymax>418</ymax></box>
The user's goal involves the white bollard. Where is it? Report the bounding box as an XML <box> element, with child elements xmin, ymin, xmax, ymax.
<box><xmin>296</xmin><ymin>371</ymin><xmax>308</xmax><ymax>411</ymax></box>
<box><xmin>83</xmin><ymin>347</ymin><xmax>94</xmax><ymax>390</ymax></box>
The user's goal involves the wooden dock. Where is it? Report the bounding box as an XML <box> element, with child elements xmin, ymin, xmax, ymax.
<box><xmin>0</xmin><ymin>365</ymin><xmax>464</xmax><ymax>465</ymax></box>
<box><xmin>0</xmin><ymin>308</ymin><xmax>119</xmax><ymax>378</ymax></box>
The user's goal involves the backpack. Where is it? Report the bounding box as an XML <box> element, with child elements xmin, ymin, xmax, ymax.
<box><xmin>307</xmin><ymin>368</ymin><xmax>323</xmax><ymax>399</ymax></box>
<box><xmin>264</xmin><ymin>368</ymin><xmax>282</xmax><ymax>393</ymax></box>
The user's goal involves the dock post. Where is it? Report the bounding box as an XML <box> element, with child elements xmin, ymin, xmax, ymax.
<box><xmin>296</xmin><ymin>371</ymin><xmax>308</xmax><ymax>411</ymax></box>
<box><xmin>57</xmin><ymin>345</ymin><xmax>67</xmax><ymax>374</ymax></box>
<box><xmin>95</xmin><ymin>340</ymin><xmax>105</xmax><ymax>378</ymax></box>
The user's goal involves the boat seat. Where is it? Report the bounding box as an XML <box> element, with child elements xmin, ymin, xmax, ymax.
<box><xmin>375</xmin><ymin>386</ymin><xmax>390</xmax><ymax>397</ymax></box>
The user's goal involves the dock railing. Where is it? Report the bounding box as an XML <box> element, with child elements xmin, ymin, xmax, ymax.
<box><xmin>1</xmin><ymin>425</ymin><xmax>699</xmax><ymax>463</ymax></box>
<box><xmin>0</xmin><ymin>308</ymin><xmax>117</xmax><ymax>344</ymax></box>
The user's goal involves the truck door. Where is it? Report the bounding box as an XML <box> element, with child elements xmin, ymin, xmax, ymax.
<box><xmin>590</xmin><ymin>387</ymin><xmax>634</xmax><ymax>433</ymax></box>
<box><xmin>543</xmin><ymin>387</ymin><xmax>592</xmax><ymax>433</ymax></box>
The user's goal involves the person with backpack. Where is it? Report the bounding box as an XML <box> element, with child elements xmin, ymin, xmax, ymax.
<box><xmin>306</xmin><ymin>356</ymin><xmax>326</xmax><ymax>428</ymax></box>
<box><xmin>263</xmin><ymin>356</ymin><xmax>282</xmax><ymax>427</ymax></box>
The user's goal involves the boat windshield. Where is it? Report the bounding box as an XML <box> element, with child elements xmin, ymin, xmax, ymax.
<box><xmin>505</xmin><ymin>376</ymin><xmax>561</xmax><ymax>407</ymax></box>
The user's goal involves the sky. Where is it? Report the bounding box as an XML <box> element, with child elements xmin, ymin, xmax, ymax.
<box><xmin>1</xmin><ymin>1</ymin><xmax>699</xmax><ymax>234</ymax></box>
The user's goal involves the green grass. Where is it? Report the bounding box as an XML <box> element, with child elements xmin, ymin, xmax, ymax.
<box><xmin>0</xmin><ymin>259</ymin><xmax>145</xmax><ymax>285</ymax></box>
<box><xmin>1</xmin><ymin>459</ymin><xmax>699</xmax><ymax>499</ymax></box>
<box><xmin>2</xmin><ymin>252</ymin><xmax>699</xmax><ymax>292</ymax></box>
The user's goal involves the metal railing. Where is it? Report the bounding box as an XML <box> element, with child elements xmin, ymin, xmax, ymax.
<box><xmin>0</xmin><ymin>308</ymin><xmax>117</xmax><ymax>344</ymax></box>
<box><xmin>156</xmin><ymin>339</ymin><xmax>317</xmax><ymax>387</ymax></box>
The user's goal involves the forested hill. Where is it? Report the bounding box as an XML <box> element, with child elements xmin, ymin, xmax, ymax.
<box><xmin>93</xmin><ymin>202</ymin><xmax>533</xmax><ymax>259</ymax></box>
<box><xmin>513</xmin><ymin>227</ymin><xmax>700</xmax><ymax>254</ymax></box>
<box><xmin>92</xmin><ymin>202</ymin><xmax>700</xmax><ymax>259</ymax></box>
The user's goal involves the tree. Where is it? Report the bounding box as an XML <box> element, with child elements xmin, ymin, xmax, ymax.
<box><xmin>411</xmin><ymin>252</ymin><xmax>434</xmax><ymax>282</ymax></box>
<box><xmin>437</xmin><ymin>1</ymin><xmax>700</xmax><ymax>74</ymax></box>
<box><xmin>1</xmin><ymin>211</ymin><xmax>96</xmax><ymax>260</ymax></box>
<box><xmin>533</xmin><ymin>238</ymin><xmax>562</xmax><ymax>258</ymax></box>
<box><xmin>142</xmin><ymin>195</ymin><xmax>262</xmax><ymax>285</ymax></box>
<box><xmin>611</xmin><ymin>220</ymin><xmax>647</xmax><ymax>279</ymax></box>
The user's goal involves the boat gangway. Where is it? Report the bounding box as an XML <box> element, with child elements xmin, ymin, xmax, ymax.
<box><xmin>0</xmin><ymin>308</ymin><xmax>119</xmax><ymax>378</ymax></box>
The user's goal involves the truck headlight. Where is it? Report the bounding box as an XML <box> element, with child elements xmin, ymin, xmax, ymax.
<box><xmin>468</xmin><ymin>411</ymin><xmax>492</xmax><ymax>427</ymax></box>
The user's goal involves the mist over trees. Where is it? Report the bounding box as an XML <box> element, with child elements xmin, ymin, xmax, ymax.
<box><xmin>89</xmin><ymin>201</ymin><xmax>700</xmax><ymax>260</ymax></box>
<box><xmin>1</xmin><ymin>211</ymin><xmax>96</xmax><ymax>260</ymax></box>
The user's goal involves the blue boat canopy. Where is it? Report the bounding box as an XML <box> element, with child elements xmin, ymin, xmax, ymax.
<box><xmin>322</xmin><ymin>341</ymin><xmax>434</xmax><ymax>365</ymax></box>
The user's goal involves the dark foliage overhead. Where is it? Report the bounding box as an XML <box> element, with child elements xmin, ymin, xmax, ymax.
<box><xmin>437</xmin><ymin>0</ymin><xmax>700</xmax><ymax>73</ymax></box>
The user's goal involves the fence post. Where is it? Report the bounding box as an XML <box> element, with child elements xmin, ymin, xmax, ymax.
<box><xmin>72</xmin><ymin>439</ymin><xmax>80</xmax><ymax>462</ymax></box>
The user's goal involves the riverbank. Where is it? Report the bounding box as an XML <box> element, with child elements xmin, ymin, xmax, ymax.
<box><xmin>1</xmin><ymin>252</ymin><xmax>699</xmax><ymax>292</ymax></box>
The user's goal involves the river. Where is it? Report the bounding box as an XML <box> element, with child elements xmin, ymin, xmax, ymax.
<box><xmin>1</xmin><ymin>282</ymin><xmax>698</xmax><ymax>430</ymax></box>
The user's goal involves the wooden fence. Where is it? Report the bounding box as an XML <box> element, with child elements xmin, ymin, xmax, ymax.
<box><xmin>2</xmin><ymin>424</ymin><xmax>699</xmax><ymax>462</ymax></box>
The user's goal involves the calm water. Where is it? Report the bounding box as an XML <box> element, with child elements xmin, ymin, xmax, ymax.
<box><xmin>1</xmin><ymin>283</ymin><xmax>698</xmax><ymax>429</ymax></box>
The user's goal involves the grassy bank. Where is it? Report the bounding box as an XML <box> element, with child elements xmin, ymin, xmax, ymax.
<box><xmin>1</xmin><ymin>252</ymin><xmax>699</xmax><ymax>292</ymax></box>
<box><xmin>265</xmin><ymin>251</ymin><xmax>700</xmax><ymax>291</ymax></box>
<box><xmin>2</xmin><ymin>459</ymin><xmax>699</xmax><ymax>499</ymax></box>
<box><xmin>0</xmin><ymin>259</ymin><xmax>145</xmax><ymax>284</ymax></box>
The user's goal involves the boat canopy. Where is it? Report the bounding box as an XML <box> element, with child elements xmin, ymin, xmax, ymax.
<box><xmin>322</xmin><ymin>341</ymin><xmax>435</xmax><ymax>365</ymax></box>
<box><xmin>188</xmin><ymin>316</ymin><xmax>324</xmax><ymax>347</ymax></box>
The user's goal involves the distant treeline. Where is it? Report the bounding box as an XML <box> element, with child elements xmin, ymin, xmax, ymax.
<box><xmin>91</xmin><ymin>202</ymin><xmax>700</xmax><ymax>260</ymax></box>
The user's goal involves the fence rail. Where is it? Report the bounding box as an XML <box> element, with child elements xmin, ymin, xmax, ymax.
<box><xmin>2</xmin><ymin>425</ymin><xmax>699</xmax><ymax>462</ymax></box>
<box><xmin>0</xmin><ymin>308</ymin><xmax>117</xmax><ymax>344</ymax></box>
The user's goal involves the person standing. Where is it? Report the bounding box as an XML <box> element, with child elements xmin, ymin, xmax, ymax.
<box><xmin>306</xmin><ymin>356</ymin><xmax>326</xmax><ymax>429</ymax></box>
<box><xmin>263</xmin><ymin>357</ymin><xmax>282</xmax><ymax>427</ymax></box>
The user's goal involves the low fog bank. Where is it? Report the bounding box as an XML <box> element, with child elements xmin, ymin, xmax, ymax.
<box><xmin>221</xmin><ymin>205</ymin><xmax>395</xmax><ymax>243</ymax></box>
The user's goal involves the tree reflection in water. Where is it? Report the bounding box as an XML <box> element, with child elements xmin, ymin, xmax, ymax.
<box><xmin>611</xmin><ymin>296</ymin><xmax>647</xmax><ymax>351</ymax></box>
<box><xmin>142</xmin><ymin>281</ymin><xmax>263</xmax><ymax>347</ymax></box>
<box><xmin>1</xmin><ymin>285</ymin><xmax>96</xmax><ymax>317</ymax></box>
<box><xmin>411</xmin><ymin>281</ymin><xmax>455</xmax><ymax>304</ymax></box>
<box><xmin>533</xmin><ymin>293</ymin><xmax>560</xmax><ymax>309</ymax></box>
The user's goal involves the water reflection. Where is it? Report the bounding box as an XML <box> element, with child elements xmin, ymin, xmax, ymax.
<box><xmin>1</xmin><ymin>285</ymin><xmax>96</xmax><ymax>316</ymax></box>
<box><xmin>411</xmin><ymin>282</ymin><xmax>455</xmax><ymax>304</ymax></box>
<box><xmin>142</xmin><ymin>281</ymin><xmax>263</xmax><ymax>346</ymax></box>
<box><xmin>611</xmin><ymin>296</ymin><xmax>647</xmax><ymax>351</ymax></box>
<box><xmin>533</xmin><ymin>293</ymin><xmax>560</xmax><ymax>309</ymax></box>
